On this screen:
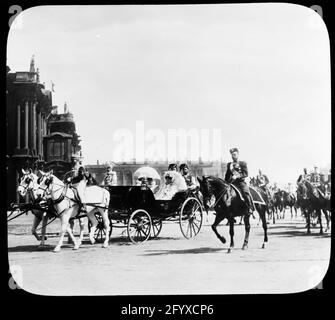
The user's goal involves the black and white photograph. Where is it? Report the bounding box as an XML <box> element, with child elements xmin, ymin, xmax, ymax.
<box><xmin>6</xmin><ymin>3</ymin><xmax>331</xmax><ymax>297</ymax></box>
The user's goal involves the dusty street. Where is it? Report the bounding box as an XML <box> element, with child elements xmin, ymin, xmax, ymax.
<box><xmin>8</xmin><ymin>211</ymin><xmax>331</xmax><ymax>295</ymax></box>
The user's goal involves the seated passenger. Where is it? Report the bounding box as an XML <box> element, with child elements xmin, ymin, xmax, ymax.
<box><xmin>155</xmin><ymin>171</ymin><xmax>187</xmax><ymax>200</ymax></box>
<box><xmin>180</xmin><ymin>163</ymin><xmax>197</xmax><ymax>191</ymax></box>
<box><xmin>136</xmin><ymin>176</ymin><xmax>159</xmax><ymax>193</ymax></box>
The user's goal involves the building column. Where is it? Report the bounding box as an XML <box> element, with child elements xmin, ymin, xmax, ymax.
<box><xmin>67</xmin><ymin>140</ymin><xmax>71</xmax><ymax>162</ymax></box>
<box><xmin>16</xmin><ymin>105</ymin><xmax>21</xmax><ymax>149</ymax></box>
<box><xmin>24</xmin><ymin>101</ymin><xmax>29</xmax><ymax>149</ymax></box>
<box><xmin>31</xmin><ymin>101</ymin><xmax>36</xmax><ymax>152</ymax></box>
<box><xmin>37</xmin><ymin>112</ymin><xmax>42</xmax><ymax>155</ymax></box>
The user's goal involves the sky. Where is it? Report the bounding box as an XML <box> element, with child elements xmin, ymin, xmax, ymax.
<box><xmin>7</xmin><ymin>4</ymin><xmax>331</xmax><ymax>185</ymax></box>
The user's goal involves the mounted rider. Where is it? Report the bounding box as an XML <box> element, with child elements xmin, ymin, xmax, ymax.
<box><xmin>297</xmin><ymin>168</ymin><xmax>310</xmax><ymax>185</ymax></box>
<box><xmin>224</xmin><ymin>148</ymin><xmax>255</xmax><ymax>215</ymax></box>
<box><xmin>310</xmin><ymin>166</ymin><xmax>321</xmax><ymax>188</ymax></box>
<box><xmin>272</xmin><ymin>182</ymin><xmax>280</xmax><ymax>194</ymax></box>
<box><xmin>285</xmin><ymin>182</ymin><xmax>296</xmax><ymax>201</ymax></box>
<box><xmin>256</xmin><ymin>169</ymin><xmax>271</xmax><ymax>199</ymax></box>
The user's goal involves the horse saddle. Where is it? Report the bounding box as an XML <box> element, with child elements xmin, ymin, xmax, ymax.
<box><xmin>249</xmin><ymin>187</ymin><xmax>267</xmax><ymax>205</ymax></box>
<box><xmin>230</xmin><ymin>184</ymin><xmax>245</xmax><ymax>202</ymax></box>
<box><xmin>229</xmin><ymin>185</ymin><xmax>266</xmax><ymax>205</ymax></box>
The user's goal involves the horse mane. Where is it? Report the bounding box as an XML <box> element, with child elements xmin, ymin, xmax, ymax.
<box><xmin>204</xmin><ymin>175</ymin><xmax>228</xmax><ymax>185</ymax></box>
<box><xmin>50</xmin><ymin>174</ymin><xmax>64</xmax><ymax>185</ymax></box>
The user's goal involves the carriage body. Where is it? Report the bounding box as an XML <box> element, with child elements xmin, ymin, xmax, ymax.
<box><xmin>91</xmin><ymin>185</ymin><xmax>204</xmax><ymax>244</ymax></box>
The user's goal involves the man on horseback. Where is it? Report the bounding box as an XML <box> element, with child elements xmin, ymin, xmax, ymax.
<box><xmin>310</xmin><ymin>166</ymin><xmax>321</xmax><ymax>188</ymax></box>
<box><xmin>224</xmin><ymin>148</ymin><xmax>255</xmax><ymax>215</ymax></box>
<box><xmin>297</xmin><ymin>168</ymin><xmax>310</xmax><ymax>184</ymax></box>
<box><xmin>256</xmin><ymin>169</ymin><xmax>271</xmax><ymax>199</ymax></box>
<box><xmin>272</xmin><ymin>182</ymin><xmax>280</xmax><ymax>194</ymax></box>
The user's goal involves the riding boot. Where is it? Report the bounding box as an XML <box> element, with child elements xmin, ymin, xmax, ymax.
<box><xmin>245</xmin><ymin>195</ymin><xmax>255</xmax><ymax>215</ymax></box>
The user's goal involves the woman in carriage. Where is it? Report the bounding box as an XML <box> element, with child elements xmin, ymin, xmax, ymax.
<box><xmin>155</xmin><ymin>170</ymin><xmax>187</xmax><ymax>200</ymax></box>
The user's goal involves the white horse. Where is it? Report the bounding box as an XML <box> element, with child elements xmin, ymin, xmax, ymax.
<box><xmin>17</xmin><ymin>169</ymin><xmax>50</xmax><ymax>247</ymax></box>
<box><xmin>17</xmin><ymin>169</ymin><xmax>84</xmax><ymax>248</ymax></box>
<box><xmin>37</xmin><ymin>170</ymin><xmax>110</xmax><ymax>252</ymax></box>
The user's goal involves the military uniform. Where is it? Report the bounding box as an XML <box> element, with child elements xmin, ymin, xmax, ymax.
<box><xmin>224</xmin><ymin>161</ymin><xmax>255</xmax><ymax>212</ymax></box>
<box><xmin>256</xmin><ymin>174</ymin><xmax>269</xmax><ymax>187</ymax></box>
<box><xmin>102</xmin><ymin>171</ymin><xmax>117</xmax><ymax>186</ymax></box>
<box><xmin>256</xmin><ymin>173</ymin><xmax>271</xmax><ymax>199</ymax></box>
<box><xmin>297</xmin><ymin>172</ymin><xmax>310</xmax><ymax>184</ymax></box>
<box><xmin>182</xmin><ymin>173</ymin><xmax>197</xmax><ymax>190</ymax></box>
<box><xmin>310</xmin><ymin>172</ymin><xmax>321</xmax><ymax>187</ymax></box>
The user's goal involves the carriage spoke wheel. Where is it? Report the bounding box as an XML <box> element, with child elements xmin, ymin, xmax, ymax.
<box><xmin>151</xmin><ymin>219</ymin><xmax>163</xmax><ymax>238</ymax></box>
<box><xmin>127</xmin><ymin>209</ymin><xmax>152</xmax><ymax>244</ymax></box>
<box><xmin>88</xmin><ymin>213</ymin><xmax>112</xmax><ymax>243</ymax></box>
<box><xmin>179</xmin><ymin>197</ymin><xmax>203</xmax><ymax>239</ymax></box>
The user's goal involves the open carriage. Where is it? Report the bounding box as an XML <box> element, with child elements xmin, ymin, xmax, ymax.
<box><xmin>89</xmin><ymin>185</ymin><xmax>204</xmax><ymax>244</ymax></box>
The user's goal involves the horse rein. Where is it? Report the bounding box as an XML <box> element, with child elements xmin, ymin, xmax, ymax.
<box><xmin>206</xmin><ymin>181</ymin><xmax>229</xmax><ymax>208</ymax></box>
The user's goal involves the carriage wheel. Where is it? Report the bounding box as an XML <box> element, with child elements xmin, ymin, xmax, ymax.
<box><xmin>151</xmin><ymin>219</ymin><xmax>163</xmax><ymax>238</ymax></box>
<box><xmin>88</xmin><ymin>213</ymin><xmax>113</xmax><ymax>243</ymax></box>
<box><xmin>179</xmin><ymin>197</ymin><xmax>203</xmax><ymax>239</ymax></box>
<box><xmin>127</xmin><ymin>209</ymin><xmax>152</xmax><ymax>244</ymax></box>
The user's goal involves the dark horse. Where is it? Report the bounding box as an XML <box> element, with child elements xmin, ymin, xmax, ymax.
<box><xmin>249</xmin><ymin>177</ymin><xmax>272</xmax><ymax>224</ymax></box>
<box><xmin>197</xmin><ymin>176</ymin><xmax>268</xmax><ymax>253</ymax></box>
<box><xmin>272</xmin><ymin>190</ymin><xmax>284</xmax><ymax>220</ymax></box>
<box><xmin>297</xmin><ymin>181</ymin><xmax>330</xmax><ymax>234</ymax></box>
<box><xmin>280</xmin><ymin>190</ymin><xmax>297</xmax><ymax>219</ymax></box>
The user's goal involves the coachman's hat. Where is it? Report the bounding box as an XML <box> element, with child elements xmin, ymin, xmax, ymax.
<box><xmin>168</xmin><ymin>163</ymin><xmax>178</xmax><ymax>170</ymax></box>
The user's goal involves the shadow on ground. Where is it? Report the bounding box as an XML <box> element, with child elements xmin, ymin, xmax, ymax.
<box><xmin>143</xmin><ymin>246</ymin><xmax>226</xmax><ymax>256</ymax></box>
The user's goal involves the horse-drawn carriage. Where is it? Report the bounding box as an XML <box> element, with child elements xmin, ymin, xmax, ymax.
<box><xmin>90</xmin><ymin>185</ymin><xmax>204</xmax><ymax>244</ymax></box>
<box><xmin>10</xmin><ymin>167</ymin><xmax>204</xmax><ymax>250</ymax></box>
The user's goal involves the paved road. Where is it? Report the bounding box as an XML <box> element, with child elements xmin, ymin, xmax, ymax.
<box><xmin>8</xmin><ymin>211</ymin><xmax>331</xmax><ymax>295</ymax></box>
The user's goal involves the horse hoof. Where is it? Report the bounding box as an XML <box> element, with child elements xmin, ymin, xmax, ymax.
<box><xmin>219</xmin><ymin>238</ymin><xmax>226</xmax><ymax>245</ymax></box>
<box><xmin>242</xmin><ymin>245</ymin><xmax>248</xmax><ymax>250</ymax></box>
<box><xmin>73</xmin><ymin>246</ymin><xmax>79</xmax><ymax>250</ymax></box>
<box><xmin>102</xmin><ymin>243</ymin><xmax>109</xmax><ymax>248</ymax></box>
<box><xmin>262</xmin><ymin>243</ymin><xmax>265</xmax><ymax>249</ymax></box>
<box><xmin>227</xmin><ymin>248</ymin><xmax>232</xmax><ymax>254</ymax></box>
<box><xmin>307</xmin><ymin>230</ymin><xmax>311</xmax><ymax>235</ymax></box>
<box><xmin>53</xmin><ymin>247</ymin><xmax>61</xmax><ymax>253</ymax></box>
<box><xmin>90</xmin><ymin>238</ymin><xmax>96</xmax><ymax>245</ymax></box>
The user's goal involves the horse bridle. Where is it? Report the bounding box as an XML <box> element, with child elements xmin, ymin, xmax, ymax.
<box><xmin>18</xmin><ymin>174</ymin><xmax>35</xmax><ymax>195</ymax></box>
<box><xmin>38</xmin><ymin>175</ymin><xmax>71</xmax><ymax>205</ymax></box>
<box><xmin>203</xmin><ymin>179</ymin><xmax>228</xmax><ymax>208</ymax></box>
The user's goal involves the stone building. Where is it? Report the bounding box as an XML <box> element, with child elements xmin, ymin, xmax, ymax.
<box><xmin>86</xmin><ymin>160</ymin><xmax>226</xmax><ymax>186</ymax></box>
<box><xmin>6</xmin><ymin>57</ymin><xmax>82</xmax><ymax>206</ymax></box>
<box><xmin>6</xmin><ymin>57</ymin><xmax>53</xmax><ymax>206</ymax></box>
<box><xmin>43</xmin><ymin>102</ymin><xmax>82</xmax><ymax>177</ymax></box>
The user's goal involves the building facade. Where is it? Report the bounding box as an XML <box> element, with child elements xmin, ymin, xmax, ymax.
<box><xmin>6</xmin><ymin>57</ymin><xmax>82</xmax><ymax>207</ymax></box>
<box><xmin>43</xmin><ymin>103</ymin><xmax>82</xmax><ymax>178</ymax></box>
<box><xmin>6</xmin><ymin>58</ymin><xmax>53</xmax><ymax>206</ymax></box>
<box><xmin>86</xmin><ymin>160</ymin><xmax>226</xmax><ymax>186</ymax></box>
